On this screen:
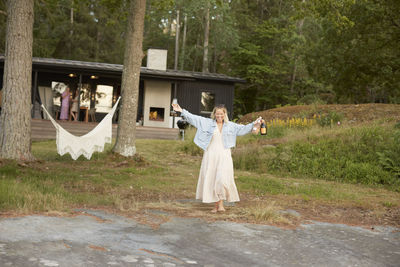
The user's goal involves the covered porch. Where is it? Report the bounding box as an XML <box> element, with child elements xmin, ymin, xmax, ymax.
<box><xmin>31</xmin><ymin>119</ymin><xmax>179</xmax><ymax>141</ymax></box>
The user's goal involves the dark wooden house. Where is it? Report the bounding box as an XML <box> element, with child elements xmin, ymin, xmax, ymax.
<box><xmin>0</xmin><ymin>49</ymin><xmax>245</xmax><ymax>128</ymax></box>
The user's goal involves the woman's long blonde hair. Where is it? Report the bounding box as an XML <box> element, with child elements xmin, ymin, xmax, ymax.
<box><xmin>210</xmin><ymin>105</ymin><xmax>229</xmax><ymax>122</ymax></box>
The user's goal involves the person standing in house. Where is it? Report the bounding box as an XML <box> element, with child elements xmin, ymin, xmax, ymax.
<box><xmin>172</xmin><ymin>103</ymin><xmax>261</xmax><ymax>213</ymax></box>
<box><xmin>59</xmin><ymin>86</ymin><xmax>71</xmax><ymax>120</ymax></box>
<box><xmin>70</xmin><ymin>90</ymin><xmax>79</xmax><ymax>121</ymax></box>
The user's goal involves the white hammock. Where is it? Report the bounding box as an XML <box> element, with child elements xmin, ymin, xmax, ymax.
<box><xmin>41</xmin><ymin>97</ymin><xmax>121</xmax><ymax>160</ymax></box>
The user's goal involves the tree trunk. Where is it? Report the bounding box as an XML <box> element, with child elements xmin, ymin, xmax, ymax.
<box><xmin>112</xmin><ymin>0</ymin><xmax>146</xmax><ymax>157</ymax></box>
<box><xmin>193</xmin><ymin>33</ymin><xmax>201</xmax><ymax>72</ymax></box>
<box><xmin>69</xmin><ymin>1</ymin><xmax>73</xmax><ymax>58</ymax></box>
<box><xmin>0</xmin><ymin>0</ymin><xmax>34</xmax><ymax>161</ymax></box>
<box><xmin>212</xmin><ymin>40</ymin><xmax>217</xmax><ymax>73</ymax></box>
<box><xmin>95</xmin><ymin>25</ymin><xmax>100</xmax><ymax>61</ymax></box>
<box><xmin>180</xmin><ymin>14</ymin><xmax>187</xmax><ymax>70</ymax></box>
<box><xmin>174</xmin><ymin>9</ymin><xmax>180</xmax><ymax>70</ymax></box>
<box><xmin>202</xmin><ymin>2</ymin><xmax>210</xmax><ymax>73</ymax></box>
<box><xmin>70</xmin><ymin>1</ymin><xmax>73</xmax><ymax>36</ymax></box>
<box><xmin>290</xmin><ymin>2</ymin><xmax>305</xmax><ymax>94</ymax></box>
<box><xmin>289</xmin><ymin>58</ymin><xmax>297</xmax><ymax>93</ymax></box>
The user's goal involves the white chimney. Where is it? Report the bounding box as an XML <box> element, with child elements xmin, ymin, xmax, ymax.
<box><xmin>147</xmin><ymin>48</ymin><xmax>168</xmax><ymax>71</ymax></box>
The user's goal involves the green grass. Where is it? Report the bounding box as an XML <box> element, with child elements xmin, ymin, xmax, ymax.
<box><xmin>0</xmin><ymin>138</ymin><xmax>201</xmax><ymax>213</ymax></box>
<box><xmin>233</xmin><ymin>121</ymin><xmax>400</xmax><ymax>191</ymax></box>
<box><xmin>0</xmin><ymin>123</ymin><xmax>399</xmax><ymax>227</ymax></box>
<box><xmin>236</xmin><ymin>173</ymin><xmax>358</xmax><ymax>201</ymax></box>
<box><xmin>239</xmin><ymin>201</ymin><xmax>290</xmax><ymax>224</ymax></box>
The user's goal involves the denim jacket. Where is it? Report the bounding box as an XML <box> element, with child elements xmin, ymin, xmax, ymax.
<box><xmin>181</xmin><ymin>109</ymin><xmax>254</xmax><ymax>151</ymax></box>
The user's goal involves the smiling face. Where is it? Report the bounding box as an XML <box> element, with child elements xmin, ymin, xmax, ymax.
<box><xmin>215</xmin><ymin>108</ymin><xmax>225</xmax><ymax>123</ymax></box>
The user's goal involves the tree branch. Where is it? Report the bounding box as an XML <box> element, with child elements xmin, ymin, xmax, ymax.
<box><xmin>391</xmin><ymin>18</ymin><xmax>400</xmax><ymax>29</ymax></box>
<box><xmin>0</xmin><ymin>10</ymin><xmax>6</xmax><ymax>16</ymax></box>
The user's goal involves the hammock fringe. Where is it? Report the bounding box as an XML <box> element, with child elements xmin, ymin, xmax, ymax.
<box><xmin>41</xmin><ymin>97</ymin><xmax>121</xmax><ymax>160</ymax></box>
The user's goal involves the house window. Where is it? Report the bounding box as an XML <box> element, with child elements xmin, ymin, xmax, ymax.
<box><xmin>95</xmin><ymin>85</ymin><xmax>113</xmax><ymax>113</ymax></box>
<box><xmin>200</xmin><ymin>92</ymin><xmax>215</xmax><ymax>113</ymax></box>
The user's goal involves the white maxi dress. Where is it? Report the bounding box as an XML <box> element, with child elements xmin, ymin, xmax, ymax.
<box><xmin>196</xmin><ymin>127</ymin><xmax>240</xmax><ymax>203</ymax></box>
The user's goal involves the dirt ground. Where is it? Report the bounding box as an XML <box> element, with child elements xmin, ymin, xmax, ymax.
<box><xmin>239</xmin><ymin>103</ymin><xmax>400</xmax><ymax>123</ymax></box>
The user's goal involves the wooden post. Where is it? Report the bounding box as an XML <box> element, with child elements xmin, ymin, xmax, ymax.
<box><xmin>77</xmin><ymin>73</ymin><xmax>82</xmax><ymax>121</ymax></box>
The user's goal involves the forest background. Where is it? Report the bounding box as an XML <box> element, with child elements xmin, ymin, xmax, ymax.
<box><xmin>0</xmin><ymin>0</ymin><xmax>399</xmax><ymax>118</ymax></box>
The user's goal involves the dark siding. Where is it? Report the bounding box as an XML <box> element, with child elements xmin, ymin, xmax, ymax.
<box><xmin>137</xmin><ymin>80</ymin><xmax>144</xmax><ymax>121</ymax></box>
<box><xmin>177</xmin><ymin>80</ymin><xmax>234</xmax><ymax>119</ymax></box>
<box><xmin>0</xmin><ymin>62</ymin><xmax>237</xmax><ymax>121</ymax></box>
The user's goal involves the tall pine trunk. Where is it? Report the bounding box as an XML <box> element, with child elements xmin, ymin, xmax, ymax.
<box><xmin>112</xmin><ymin>0</ymin><xmax>146</xmax><ymax>157</ymax></box>
<box><xmin>0</xmin><ymin>0</ymin><xmax>34</xmax><ymax>161</ymax></box>
<box><xmin>212</xmin><ymin>33</ymin><xmax>217</xmax><ymax>73</ymax></box>
<box><xmin>180</xmin><ymin>14</ymin><xmax>187</xmax><ymax>70</ymax></box>
<box><xmin>202</xmin><ymin>3</ymin><xmax>210</xmax><ymax>73</ymax></box>
<box><xmin>290</xmin><ymin>0</ymin><xmax>305</xmax><ymax>93</ymax></box>
<box><xmin>193</xmin><ymin>33</ymin><xmax>201</xmax><ymax>72</ymax></box>
<box><xmin>174</xmin><ymin>9</ymin><xmax>180</xmax><ymax>70</ymax></box>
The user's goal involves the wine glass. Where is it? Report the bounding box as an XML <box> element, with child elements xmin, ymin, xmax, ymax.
<box><xmin>171</xmin><ymin>98</ymin><xmax>178</xmax><ymax>114</ymax></box>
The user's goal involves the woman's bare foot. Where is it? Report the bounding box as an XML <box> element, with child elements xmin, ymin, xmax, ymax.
<box><xmin>211</xmin><ymin>202</ymin><xmax>219</xmax><ymax>213</ymax></box>
<box><xmin>217</xmin><ymin>200</ymin><xmax>225</xmax><ymax>212</ymax></box>
<box><xmin>211</xmin><ymin>200</ymin><xmax>226</xmax><ymax>213</ymax></box>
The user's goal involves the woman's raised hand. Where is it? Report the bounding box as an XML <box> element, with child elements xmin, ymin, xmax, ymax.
<box><xmin>172</xmin><ymin>103</ymin><xmax>182</xmax><ymax>112</ymax></box>
<box><xmin>254</xmin><ymin>116</ymin><xmax>262</xmax><ymax>127</ymax></box>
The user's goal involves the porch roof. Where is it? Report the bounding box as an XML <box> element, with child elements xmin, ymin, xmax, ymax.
<box><xmin>0</xmin><ymin>56</ymin><xmax>246</xmax><ymax>83</ymax></box>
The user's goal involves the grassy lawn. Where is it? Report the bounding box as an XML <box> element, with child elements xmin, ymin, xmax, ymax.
<box><xmin>1</xmin><ymin>126</ymin><xmax>399</xmax><ymax>228</ymax></box>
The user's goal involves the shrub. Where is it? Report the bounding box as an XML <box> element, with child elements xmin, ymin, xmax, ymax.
<box><xmin>233</xmin><ymin>123</ymin><xmax>400</xmax><ymax>190</ymax></box>
<box><xmin>265</xmin><ymin>125</ymin><xmax>287</xmax><ymax>138</ymax></box>
<box><xmin>233</xmin><ymin>145</ymin><xmax>275</xmax><ymax>173</ymax></box>
<box><xmin>315</xmin><ymin>111</ymin><xmax>343</xmax><ymax>127</ymax></box>
<box><xmin>179</xmin><ymin>127</ymin><xmax>202</xmax><ymax>156</ymax></box>
<box><xmin>376</xmin><ymin>129</ymin><xmax>400</xmax><ymax>179</ymax></box>
<box><xmin>267</xmin><ymin>118</ymin><xmax>315</xmax><ymax>130</ymax></box>
<box><xmin>297</xmin><ymin>95</ymin><xmax>327</xmax><ymax>105</ymax></box>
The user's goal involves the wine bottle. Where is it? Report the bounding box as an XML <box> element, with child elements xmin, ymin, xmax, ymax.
<box><xmin>260</xmin><ymin>120</ymin><xmax>267</xmax><ymax>135</ymax></box>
